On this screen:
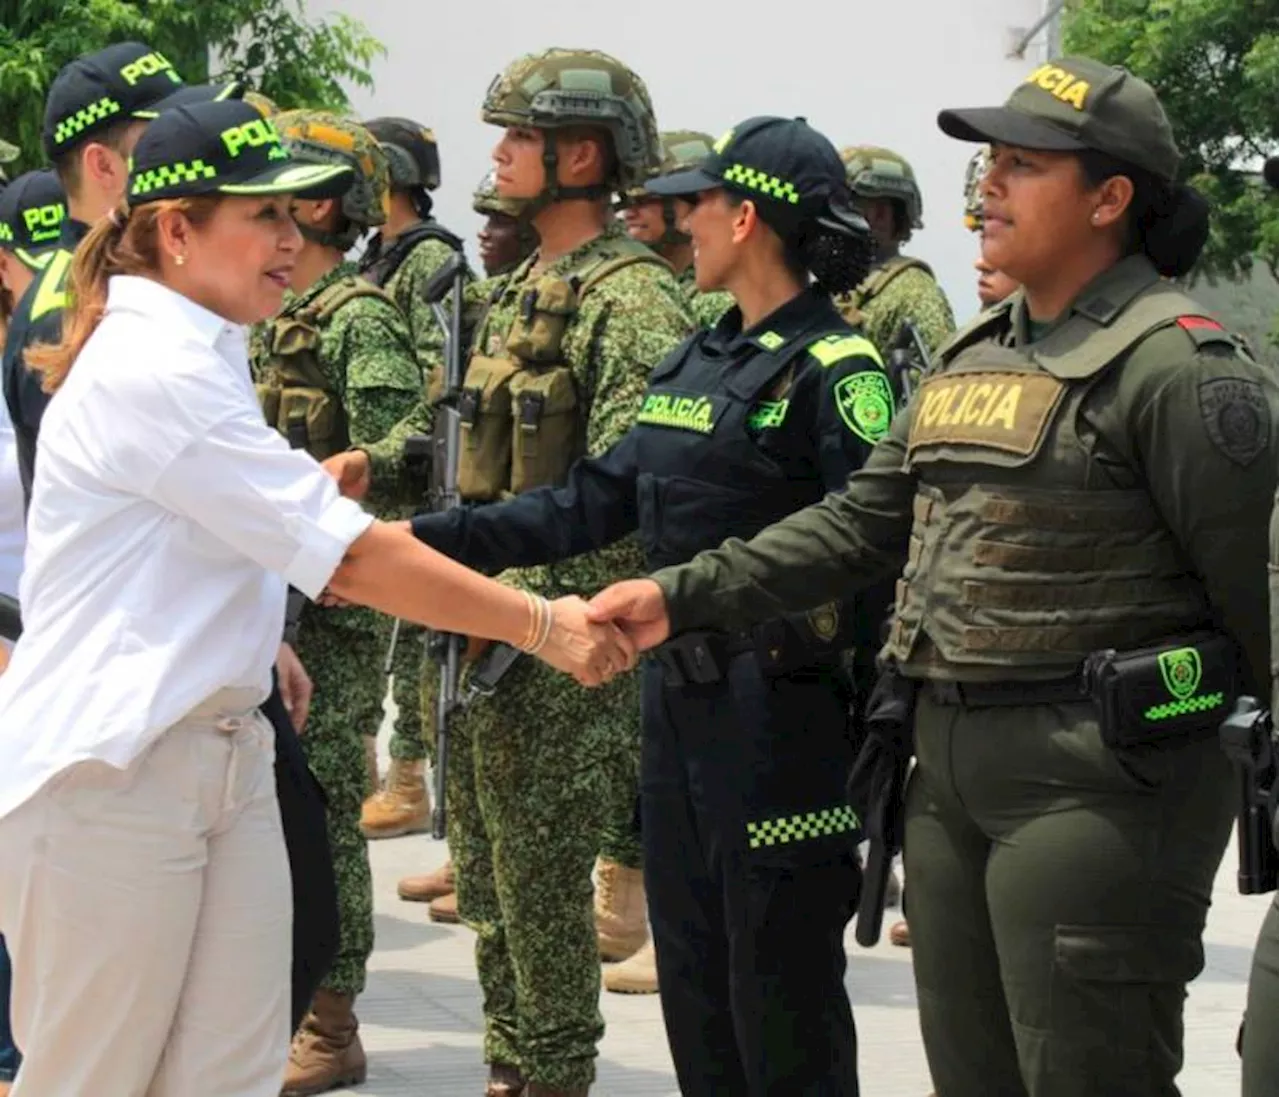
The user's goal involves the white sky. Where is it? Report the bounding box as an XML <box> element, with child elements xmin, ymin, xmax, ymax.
<box><xmin>330</xmin><ymin>0</ymin><xmax>1057</xmax><ymax>326</ymax></box>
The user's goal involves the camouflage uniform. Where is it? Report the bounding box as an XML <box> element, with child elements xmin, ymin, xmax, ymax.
<box><xmin>255</xmin><ymin>114</ymin><xmax>422</xmax><ymax>1023</ymax></box>
<box><xmin>677</xmin><ymin>265</ymin><xmax>734</xmax><ymax>328</ymax></box>
<box><xmin>835</xmin><ymin>145</ymin><xmax>956</xmax><ymax>354</ymax></box>
<box><xmin>257</xmin><ymin>258</ymin><xmax>421</xmax><ymax>995</ymax></box>
<box><xmin>366</xmin><ymin>52</ymin><xmax>694</xmax><ymax>1092</ymax></box>
<box><xmin>358</xmin><ymin>119</ymin><xmax>465</xmax><ymax>784</ymax></box>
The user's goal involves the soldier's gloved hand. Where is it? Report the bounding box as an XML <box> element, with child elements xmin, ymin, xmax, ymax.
<box><xmin>323</xmin><ymin>449</ymin><xmax>372</xmax><ymax>501</ymax></box>
<box><xmin>586</xmin><ymin>579</ymin><xmax>671</xmax><ymax>653</ymax></box>
<box><xmin>276</xmin><ymin>642</ymin><xmax>314</xmax><ymax>734</ymax></box>
<box><xmin>536</xmin><ymin>595</ymin><xmax>638</xmax><ymax>687</ymax></box>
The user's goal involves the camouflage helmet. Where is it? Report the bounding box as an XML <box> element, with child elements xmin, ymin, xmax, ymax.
<box><xmin>963</xmin><ymin>147</ymin><xmax>990</xmax><ymax>232</ymax></box>
<box><xmin>840</xmin><ymin>145</ymin><xmax>924</xmax><ymax>231</ymax></box>
<box><xmin>623</xmin><ymin>129</ymin><xmax>716</xmax><ymax>202</ymax></box>
<box><xmin>481</xmin><ymin>48</ymin><xmax>660</xmax><ymax>196</ymax></box>
<box><xmin>472</xmin><ymin>168</ymin><xmax>529</xmax><ymax>219</ymax></box>
<box><xmin>242</xmin><ymin>90</ymin><xmax>279</xmax><ymax>118</ymax></box>
<box><xmin>275</xmin><ymin>110</ymin><xmax>388</xmax><ymax>249</ymax></box>
<box><xmin>364</xmin><ymin>116</ymin><xmax>441</xmax><ymax>192</ymax></box>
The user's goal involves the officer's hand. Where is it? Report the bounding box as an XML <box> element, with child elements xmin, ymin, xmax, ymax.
<box><xmin>323</xmin><ymin>450</ymin><xmax>372</xmax><ymax>501</ymax></box>
<box><xmin>276</xmin><ymin>642</ymin><xmax>314</xmax><ymax>734</ymax></box>
<box><xmin>537</xmin><ymin>595</ymin><xmax>638</xmax><ymax>687</ymax></box>
<box><xmin>586</xmin><ymin>580</ymin><xmax>671</xmax><ymax>653</ymax></box>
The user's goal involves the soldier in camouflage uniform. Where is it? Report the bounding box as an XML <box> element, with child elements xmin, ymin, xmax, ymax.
<box><xmin>357</xmin><ymin>116</ymin><xmax>466</xmax><ymax>843</ymax></box>
<box><xmin>251</xmin><ymin>110</ymin><xmax>422</xmax><ymax>1097</ymax></box>
<box><xmin>394</xmin><ymin>170</ymin><xmax>540</xmax><ymax>919</ymax></box>
<box><xmin>330</xmin><ymin>48</ymin><xmax>693</xmax><ymax>1097</ymax></box>
<box><xmin>474</xmin><ymin>169</ymin><xmax>538</xmax><ymax>277</ymax></box>
<box><xmin>835</xmin><ymin>145</ymin><xmax>956</xmax><ymax>354</ymax></box>
<box><xmin>0</xmin><ymin>138</ymin><xmax>17</xmax><ymax>186</ymax></box>
<box><xmin>619</xmin><ymin>130</ymin><xmax>733</xmax><ymax>328</ymax></box>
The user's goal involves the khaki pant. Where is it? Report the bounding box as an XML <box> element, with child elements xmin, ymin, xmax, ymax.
<box><xmin>0</xmin><ymin>689</ymin><xmax>291</xmax><ymax>1097</ymax></box>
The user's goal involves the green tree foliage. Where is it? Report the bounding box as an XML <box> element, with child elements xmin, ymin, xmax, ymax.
<box><xmin>0</xmin><ymin>0</ymin><xmax>384</xmax><ymax>174</ymax></box>
<box><xmin>1064</xmin><ymin>0</ymin><xmax>1278</xmax><ymax>281</ymax></box>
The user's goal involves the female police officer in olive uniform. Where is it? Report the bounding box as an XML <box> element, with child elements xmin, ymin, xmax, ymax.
<box><xmin>409</xmin><ymin>117</ymin><xmax>889</xmax><ymax>1095</ymax></box>
<box><xmin>589</xmin><ymin>60</ymin><xmax>1279</xmax><ymax>1097</ymax></box>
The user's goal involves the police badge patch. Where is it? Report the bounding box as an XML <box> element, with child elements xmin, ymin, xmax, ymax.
<box><xmin>834</xmin><ymin>370</ymin><xmax>894</xmax><ymax>445</ymax></box>
<box><xmin>1197</xmin><ymin>378</ymin><xmax>1269</xmax><ymax>467</ymax></box>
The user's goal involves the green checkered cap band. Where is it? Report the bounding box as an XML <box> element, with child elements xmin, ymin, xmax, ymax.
<box><xmin>746</xmin><ymin>805</ymin><xmax>859</xmax><ymax>849</ymax></box>
<box><xmin>0</xmin><ymin>223</ymin><xmax>11</xmax><ymax>243</ymax></box>
<box><xmin>722</xmin><ymin>162</ymin><xmax>800</xmax><ymax>204</ymax></box>
<box><xmin>53</xmin><ymin>97</ymin><xmax>123</xmax><ymax>148</ymax></box>
<box><xmin>131</xmin><ymin>159</ymin><xmax>218</xmax><ymax>197</ymax></box>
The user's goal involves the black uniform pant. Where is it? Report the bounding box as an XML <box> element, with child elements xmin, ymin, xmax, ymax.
<box><xmin>639</xmin><ymin>658</ymin><xmax>860</xmax><ymax>1097</ymax></box>
<box><xmin>261</xmin><ymin>678</ymin><xmax>340</xmax><ymax>1030</ymax></box>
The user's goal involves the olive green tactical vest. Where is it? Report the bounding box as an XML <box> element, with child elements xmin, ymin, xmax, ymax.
<box><xmin>257</xmin><ymin>277</ymin><xmax>394</xmax><ymax>460</ymax></box>
<box><xmin>452</xmin><ymin>236</ymin><xmax>668</xmax><ymax>501</ymax></box>
<box><xmin>887</xmin><ymin>266</ymin><xmax>1228</xmax><ymax>681</ymax></box>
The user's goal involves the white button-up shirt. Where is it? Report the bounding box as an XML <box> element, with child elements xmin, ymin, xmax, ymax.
<box><xmin>0</xmin><ymin>275</ymin><xmax>373</xmax><ymax>820</ymax></box>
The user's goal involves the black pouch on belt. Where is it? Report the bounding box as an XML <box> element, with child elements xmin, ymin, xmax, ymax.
<box><xmin>1082</xmin><ymin>631</ymin><xmax>1239</xmax><ymax>749</ymax></box>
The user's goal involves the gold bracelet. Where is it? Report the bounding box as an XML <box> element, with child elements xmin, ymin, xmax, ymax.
<box><xmin>517</xmin><ymin>590</ymin><xmax>540</xmax><ymax>652</ymax></box>
<box><xmin>528</xmin><ymin>596</ymin><xmax>554</xmax><ymax>655</ymax></box>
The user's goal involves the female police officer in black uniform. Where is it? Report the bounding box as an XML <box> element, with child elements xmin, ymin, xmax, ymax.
<box><xmin>407</xmin><ymin>117</ymin><xmax>889</xmax><ymax>1095</ymax></box>
<box><xmin>591</xmin><ymin>59</ymin><xmax>1279</xmax><ymax>1097</ymax></box>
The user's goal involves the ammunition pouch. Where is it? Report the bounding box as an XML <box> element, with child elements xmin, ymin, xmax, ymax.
<box><xmin>1083</xmin><ymin>631</ymin><xmax>1238</xmax><ymax>749</ymax></box>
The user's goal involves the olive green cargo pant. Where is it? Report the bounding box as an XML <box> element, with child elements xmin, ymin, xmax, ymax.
<box><xmin>1241</xmin><ymin>897</ymin><xmax>1278</xmax><ymax>1097</ymax></box>
<box><xmin>904</xmin><ymin>694</ymin><xmax>1234</xmax><ymax>1097</ymax></box>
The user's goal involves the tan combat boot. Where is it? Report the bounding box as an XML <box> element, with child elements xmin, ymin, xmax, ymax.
<box><xmin>603</xmin><ymin>939</ymin><xmax>658</xmax><ymax>995</ymax></box>
<box><xmin>485</xmin><ymin>1062</ymin><xmax>526</xmax><ymax>1097</ymax></box>
<box><xmin>594</xmin><ymin>858</ymin><xmax>647</xmax><ymax>962</ymax></box>
<box><xmin>398</xmin><ymin>857</ymin><xmax>455</xmax><ymax>902</ymax></box>
<box><xmin>360</xmin><ymin>758</ymin><xmax>430</xmax><ymax>839</ymax></box>
<box><xmin>281</xmin><ymin>989</ymin><xmax>367</xmax><ymax>1095</ymax></box>
<box><xmin>428</xmin><ymin>891</ymin><xmax>460</xmax><ymax>924</ymax></box>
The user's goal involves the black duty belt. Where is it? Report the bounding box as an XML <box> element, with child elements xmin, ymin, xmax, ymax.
<box><xmin>922</xmin><ymin>676</ymin><xmax>1088</xmax><ymax>708</ymax></box>
<box><xmin>653</xmin><ymin>630</ymin><xmax>758</xmax><ymax>688</ymax></box>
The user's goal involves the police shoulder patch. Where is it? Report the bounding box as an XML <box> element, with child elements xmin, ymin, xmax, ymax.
<box><xmin>833</xmin><ymin>370</ymin><xmax>894</xmax><ymax>445</ymax></box>
<box><xmin>1197</xmin><ymin>377</ymin><xmax>1270</xmax><ymax>467</ymax></box>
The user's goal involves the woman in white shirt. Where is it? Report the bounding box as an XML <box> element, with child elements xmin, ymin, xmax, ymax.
<box><xmin>0</xmin><ymin>100</ymin><xmax>635</xmax><ymax>1097</ymax></box>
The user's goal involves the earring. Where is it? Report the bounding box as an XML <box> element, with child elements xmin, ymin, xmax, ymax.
<box><xmin>175</xmin><ymin>254</ymin><xmax>186</xmax><ymax>266</ymax></box>
<box><xmin>1090</xmin><ymin>212</ymin><xmax>1100</xmax><ymax>225</ymax></box>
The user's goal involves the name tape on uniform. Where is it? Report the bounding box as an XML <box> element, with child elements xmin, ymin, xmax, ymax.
<box><xmin>907</xmin><ymin>371</ymin><xmax>1065</xmax><ymax>458</ymax></box>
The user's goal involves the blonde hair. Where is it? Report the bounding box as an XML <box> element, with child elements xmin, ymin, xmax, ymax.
<box><xmin>26</xmin><ymin>196</ymin><xmax>221</xmax><ymax>393</ymax></box>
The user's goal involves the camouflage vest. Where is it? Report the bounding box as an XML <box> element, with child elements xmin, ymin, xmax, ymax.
<box><xmin>257</xmin><ymin>276</ymin><xmax>396</xmax><ymax>460</ymax></box>
<box><xmin>839</xmin><ymin>255</ymin><xmax>932</xmax><ymax>320</ymax></box>
<box><xmin>887</xmin><ymin>262</ymin><xmax>1230</xmax><ymax>681</ymax></box>
<box><xmin>451</xmin><ymin>235</ymin><xmax>668</xmax><ymax>501</ymax></box>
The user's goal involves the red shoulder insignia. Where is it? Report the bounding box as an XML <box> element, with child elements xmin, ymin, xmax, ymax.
<box><xmin>1176</xmin><ymin>315</ymin><xmax>1224</xmax><ymax>331</ymax></box>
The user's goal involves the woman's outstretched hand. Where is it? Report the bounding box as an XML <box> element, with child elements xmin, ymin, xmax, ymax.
<box><xmin>586</xmin><ymin>579</ymin><xmax>671</xmax><ymax>653</ymax></box>
<box><xmin>534</xmin><ymin>595</ymin><xmax>639</xmax><ymax>687</ymax></box>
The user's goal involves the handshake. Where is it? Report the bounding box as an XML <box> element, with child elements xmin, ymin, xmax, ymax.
<box><xmin>321</xmin><ymin>450</ymin><xmax>673</xmax><ymax>689</ymax></box>
<box><xmin>532</xmin><ymin>584</ymin><xmax>672</xmax><ymax>688</ymax></box>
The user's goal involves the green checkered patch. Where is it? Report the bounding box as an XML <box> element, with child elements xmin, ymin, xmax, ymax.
<box><xmin>1144</xmin><ymin>691</ymin><xmax>1225</xmax><ymax>723</ymax></box>
<box><xmin>53</xmin><ymin>97</ymin><xmax>123</xmax><ymax>147</ymax></box>
<box><xmin>746</xmin><ymin>804</ymin><xmax>859</xmax><ymax>849</ymax></box>
<box><xmin>721</xmin><ymin>162</ymin><xmax>800</xmax><ymax>204</ymax></box>
<box><xmin>131</xmin><ymin>159</ymin><xmax>218</xmax><ymax>197</ymax></box>
<box><xmin>0</xmin><ymin>223</ymin><xmax>12</xmax><ymax>243</ymax></box>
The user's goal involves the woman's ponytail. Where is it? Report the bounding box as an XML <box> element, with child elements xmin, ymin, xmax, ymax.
<box><xmin>796</xmin><ymin>191</ymin><xmax>875</xmax><ymax>295</ymax></box>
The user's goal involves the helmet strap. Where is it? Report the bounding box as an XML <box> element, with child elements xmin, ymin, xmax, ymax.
<box><xmin>294</xmin><ymin>216</ymin><xmax>360</xmax><ymax>253</ymax></box>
